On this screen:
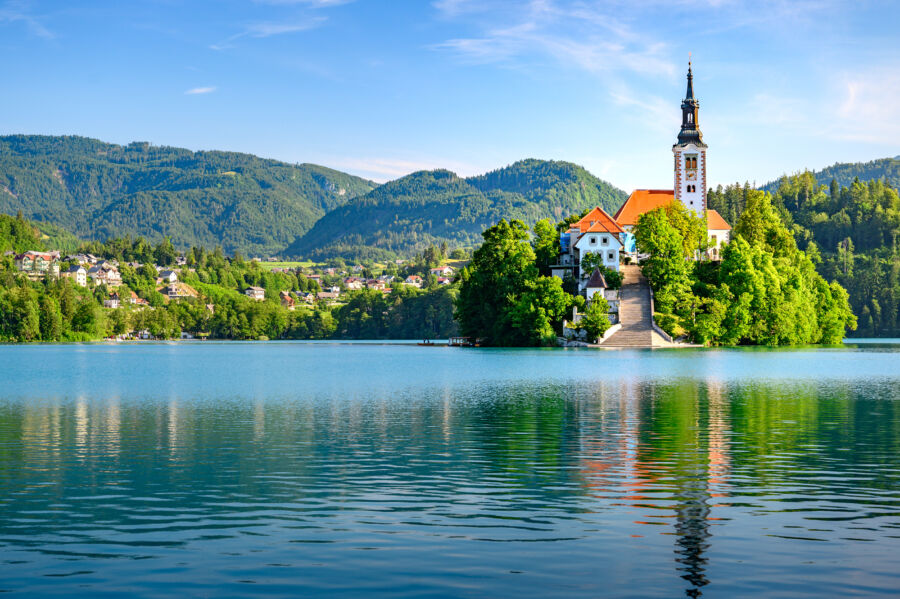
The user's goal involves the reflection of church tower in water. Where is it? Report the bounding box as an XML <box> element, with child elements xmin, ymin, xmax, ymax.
<box><xmin>674</xmin><ymin>472</ymin><xmax>712</xmax><ymax>597</ymax></box>
<box><xmin>671</xmin><ymin>381</ymin><xmax>730</xmax><ymax>598</ymax></box>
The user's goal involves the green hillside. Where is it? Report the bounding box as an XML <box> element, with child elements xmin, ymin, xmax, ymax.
<box><xmin>288</xmin><ymin>159</ymin><xmax>627</xmax><ymax>261</ymax></box>
<box><xmin>762</xmin><ymin>156</ymin><xmax>900</xmax><ymax>193</ymax></box>
<box><xmin>0</xmin><ymin>135</ymin><xmax>376</xmax><ymax>256</ymax></box>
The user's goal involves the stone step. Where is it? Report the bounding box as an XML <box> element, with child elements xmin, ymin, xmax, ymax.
<box><xmin>599</xmin><ymin>265</ymin><xmax>656</xmax><ymax>348</ymax></box>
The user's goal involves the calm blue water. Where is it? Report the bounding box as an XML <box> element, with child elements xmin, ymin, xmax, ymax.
<box><xmin>1</xmin><ymin>341</ymin><xmax>899</xmax><ymax>597</ymax></box>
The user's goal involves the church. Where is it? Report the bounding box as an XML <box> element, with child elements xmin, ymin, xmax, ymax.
<box><xmin>552</xmin><ymin>61</ymin><xmax>732</xmax><ymax>288</ymax></box>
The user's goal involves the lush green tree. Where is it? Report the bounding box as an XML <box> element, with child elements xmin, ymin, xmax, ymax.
<box><xmin>456</xmin><ymin>219</ymin><xmax>573</xmax><ymax>346</ymax></box>
<box><xmin>579</xmin><ymin>296</ymin><xmax>611</xmax><ymax>342</ymax></box>
<box><xmin>532</xmin><ymin>218</ymin><xmax>559</xmax><ymax>274</ymax></box>
<box><xmin>633</xmin><ymin>208</ymin><xmax>693</xmax><ymax>314</ymax></box>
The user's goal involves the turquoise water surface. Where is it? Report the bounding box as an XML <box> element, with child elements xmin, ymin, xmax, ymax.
<box><xmin>1</xmin><ymin>341</ymin><xmax>899</xmax><ymax>597</ymax></box>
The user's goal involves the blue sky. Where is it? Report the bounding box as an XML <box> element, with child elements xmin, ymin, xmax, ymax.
<box><xmin>1</xmin><ymin>0</ymin><xmax>898</xmax><ymax>191</ymax></box>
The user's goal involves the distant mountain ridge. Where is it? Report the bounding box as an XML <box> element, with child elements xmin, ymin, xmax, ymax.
<box><xmin>0</xmin><ymin>136</ymin><xmax>627</xmax><ymax>260</ymax></box>
<box><xmin>761</xmin><ymin>156</ymin><xmax>900</xmax><ymax>193</ymax></box>
<box><xmin>0</xmin><ymin>135</ymin><xmax>376</xmax><ymax>256</ymax></box>
<box><xmin>287</xmin><ymin>159</ymin><xmax>627</xmax><ymax>260</ymax></box>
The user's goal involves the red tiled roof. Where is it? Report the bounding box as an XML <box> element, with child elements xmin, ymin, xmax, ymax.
<box><xmin>573</xmin><ymin>206</ymin><xmax>624</xmax><ymax>234</ymax></box>
<box><xmin>706</xmin><ymin>209</ymin><xmax>731</xmax><ymax>231</ymax></box>
<box><xmin>613</xmin><ymin>190</ymin><xmax>675</xmax><ymax>226</ymax></box>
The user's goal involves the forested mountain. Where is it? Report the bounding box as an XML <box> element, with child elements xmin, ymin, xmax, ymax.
<box><xmin>0</xmin><ymin>135</ymin><xmax>376</xmax><ymax>256</ymax></box>
<box><xmin>762</xmin><ymin>156</ymin><xmax>900</xmax><ymax>194</ymax></box>
<box><xmin>288</xmin><ymin>160</ymin><xmax>626</xmax><ymax>261</ymax></box>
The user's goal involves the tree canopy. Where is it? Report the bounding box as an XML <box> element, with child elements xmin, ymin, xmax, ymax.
<box><xmin>637</xmin><ymin>190</ymin><xmax>856</xmax><ymax>345</ymax></box>
<box><xmin>455</xmin><ymin>219</ymin><xmax>577</xmax><ymax>346</ymax></box>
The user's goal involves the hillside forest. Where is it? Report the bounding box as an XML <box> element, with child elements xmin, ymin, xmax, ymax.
<box><xmin>0</xmin><ymin>136</ymin><xmax>625</xmax><ymax>261</ymax></box>
<box><xmin>709</xmin><ymin>173</ymin><xmax>900</xmax><ymax>337</ymax></box>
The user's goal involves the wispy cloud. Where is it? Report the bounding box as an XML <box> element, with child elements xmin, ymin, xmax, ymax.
<box><xmin>211</xmin><ymin>16</ymin><xmax>326</xmax><ymax>50</ymax></box>
<box><xmin>433</xmin><ymin>1</ymin><xmax>676</xmax><ymax>78</ymax></box>
<box><xmin>833</xmin><ymin>68</ymin><xmax>900</xmax><ymax>144</ymax></box>
<box><xmin>0</xmin><ymin>0</ymin><xmax>53</xmax><ymax>38</ymax></box>
<box><xmin>185</xmin><ymin>86</ymin><xmax>217</xmax><ymax>95</ymax></box>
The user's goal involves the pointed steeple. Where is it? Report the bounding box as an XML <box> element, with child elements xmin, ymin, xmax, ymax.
<box><xmin>685</xmin><ymin>60</ymin><xmax>695</xmax><ymax>100</ymax></box>
<box><xmin>676</xmin><ymin>58</ymin><xmax>705</xmax><ymax>148</ymax></box>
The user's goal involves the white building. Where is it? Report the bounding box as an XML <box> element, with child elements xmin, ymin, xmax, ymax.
<box><xmin>244</xmin><ymin>286</ymin><xmax>266</xmax><ymax>301</ymax></box>
<box><xmin>706</xmin><ymin>210</ymin><xmax>732</xmax><ymax>260</ymax></box>
<box><xmin>584</xmin><ymin>268</ymin><xmax>620</xmax><ymax>322</ymax></box>
<box><xmin>64</xmin><ymin>264</ymin><xmax>87</xmax><ymax>286</ymax></box>
<box><xmin>551</xmin><ymin>206</ymin><xmax>624</xmax><ymax>291</ymax></box>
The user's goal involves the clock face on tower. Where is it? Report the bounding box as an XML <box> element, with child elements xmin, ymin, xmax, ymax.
<box><xmin>687</xmin><ymin>171</ymin><xmax>697</xmax><ymax>181</ymax></box>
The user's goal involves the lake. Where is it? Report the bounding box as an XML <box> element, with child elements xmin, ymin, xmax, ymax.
<box><xmin>1</xmin><ymin>341</ymin><xmax>899</xmax><ymax>597</ymax></box>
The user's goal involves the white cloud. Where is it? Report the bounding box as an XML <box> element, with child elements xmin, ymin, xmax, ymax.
<box><xmin>211</xmin><ymin>15</ymin><xmax>326</xmax><ymax>50</ymax></box>
<box><xmin>432</xmin><ymin>1</ymin><xmax>676</xmax><ymax>78</ymax></box>
<box><xmin>245</xmin><ymin>18</ymin><xmax>326</xmax><ymax>37</ymax></box>
<box><xmin>185</xmin><ymin>86</ymin><xmax>217</xmax><ymax>95</ymax></box>
<box><xmin>833</xmin><ymin>69</ymin><xmax>900</xmax><ymax>143</ymax></box>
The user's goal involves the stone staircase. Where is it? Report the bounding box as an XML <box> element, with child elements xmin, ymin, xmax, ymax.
<box><xmin>599</xmin><ymin>265</ymin><xmax>655</xmax><ymax>348</ymax></box>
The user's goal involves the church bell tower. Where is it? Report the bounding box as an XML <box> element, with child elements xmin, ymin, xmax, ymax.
<box><xmin>673</xmin><ymin>60</ymin><xmax>707</xmax><ymax>216</ymax></box>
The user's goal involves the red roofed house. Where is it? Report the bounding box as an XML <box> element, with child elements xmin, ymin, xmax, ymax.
<box><xmin>552</xmin><ymin>206</ymin><xmax>624</xmax><ymax>289</ymax></box>
<box><xmin>706</xmin><ymin>209</ymin><xmax>732</xmax><ymax>260</ymax></box>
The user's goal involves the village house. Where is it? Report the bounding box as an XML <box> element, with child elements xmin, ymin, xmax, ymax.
<box><xmin>404</xmin><ymin>275</ymin><xmax>423</xmax><ymax>288</ymax></box>
<box><xmin>280</xmin><ymin>290</ymin><xmax>296</xmax><ymax>310</ymax></box>
<box><xmin>316</xmin><ymin>289</ymin><xmax>341</xmax><ymax>302</ymax></box>
<box><xmin>63</xmin><ymin>264</ymin><xmax>87</xmax><ymax>286</ymax></box>
<box><xmin>14</xmin><ymin>251</ymin><xmax>60</xmax><ymax>279</ymax></box>
<box><xmin>157</xmin><ymin>269</ymin><xmax>178</xmax><ymax>284</ymax></box>
<box><xmin>584</xmin><ymin>268</ymin><xmax>620</xmax><ymax>317</ymax></box>
<box><xmin>104</xmin><ymin>292</ymin><xmax>120</xmax><ymax>309</ymax></box>
<box><xmin>366</xmin><ymin>279</ymin><xmax>385</xmax><ymax>291</ymax></box>
<box><xmin>65</xmin><ymin>253</ymin><xmax>84</xmax><ymax>264</ymax></box>
<box><xmin>706</xmin><ymin>210</ymin><xmax>732</xmax><ymax>260</ymax></box>
<box><xmin>128</xmin><ymin>290</ymin><xmax>150</xmax><ymax>307</ymax></box>
<box><xmin>344</xmin><ymin>277</ymin><xmax>364</xmax><ymax>290</ymax></box>
<box><xmin>551</xmin><ymin>207</ymin><xmax>624</xmax><ymax>291</ymax></box>
<box><xmin>430</xmin><ymin>265</ymin><xmax>454</xmax><ymax>277</ymax></box>
<box><xmin>244</xmin><ymin>286</ymin><xmax>266</xmax><ymax>301</ymax></box>
<box><xmin>87</xmin><ymin>264</ymin><xmax>123</xmax><ymax>287</ymax></box>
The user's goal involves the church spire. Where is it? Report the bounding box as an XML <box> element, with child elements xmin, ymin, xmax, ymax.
<box><xmin>676</xmin><ymin>58</ymin><xmax>705</xmax><ymax>148</ymax></box>
<box><xmin>685</xmin><ymin>59</ymin><xmax>695</xmax><ymax>101</ymax></box>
